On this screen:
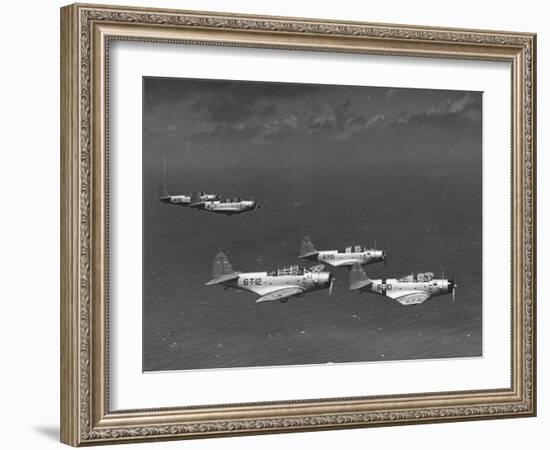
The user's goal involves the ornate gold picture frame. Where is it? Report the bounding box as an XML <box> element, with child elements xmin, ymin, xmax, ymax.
<box><xmin>60</xmin><ymin>3</ymin><xmax>536</xmax><ymax>446</ymax></box>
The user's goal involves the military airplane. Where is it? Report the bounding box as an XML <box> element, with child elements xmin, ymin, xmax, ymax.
<box><xmin>348</xmin><ymin>262</ymin><xmax>457</xmax><ymax>305</ymax></box>
<box><xmin>158</xmin><ymin>189</ymin><xmax>219</xmax><ymax>206</ymax></box>
<box><xmin>157</xmin><ymin>157</ymin><xmax>219</xmax><ymax>206</ymax></box>
<box><xmin>190</xmin><ymin>192</ymin><xmax>259</xmax><ymax>216</ymax></box>
<box><xmin>206</xmin><ymin>252</ymin><xmax>334</xmax><ymax>303</ymax></box>
<box><xmin>298</xmin><ymin>236</ymin><xmax>387</xmax><ymax>268</ymax></box>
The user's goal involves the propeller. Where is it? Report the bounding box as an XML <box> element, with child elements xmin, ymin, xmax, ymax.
<box><xmin>382</xmin><ymin>241</ymin><xmax>388</xmax><ymax>267</ymax></box>
<box><xmin>448</xmin><ymin>275</ymin><xmax>457</xmax><ymax>303</ymax></box>
<box><xmin>329</xmin><ymin>274</ymin><xmax>335</xmax><ymax>296</ymax></box>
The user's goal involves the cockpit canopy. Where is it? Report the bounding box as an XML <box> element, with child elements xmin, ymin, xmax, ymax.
<box><xmin>344</xmin><ymin>245</ymin><xmax>370</xmax><ymax>253</ymax></box>
<box><xmin>418</xmin><ymin>272</ymin><xmax>435</xmax><ymax>281</ymax></box>
<box><xmin>218</xmin><ymin>196</ymin><xmax>254</xmax><ymax>203</ymax></box>
<box><xmin>220</xmin><ymin>197</ymin><xmax>241</xmax><ymax>203</ymax></box>
<box><xmin>268</xmin><ymin>265</ymin><xmax>305</xmax><ymax>276</ymax></box>
<box><xmin>397</xmin><ymin>272</ymin><xmax>435</xmax><ymax>282</ymax></box>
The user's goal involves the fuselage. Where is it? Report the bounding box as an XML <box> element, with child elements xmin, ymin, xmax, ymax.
<box><xmin>159</xmin><ymin>193</ymin><xmax>218</xmax><ymax>206</ymax></box>
<box><xmin>223</xmin><ymin>269</ymin><xmax>331</xmax><ymax>296</ymax></box>
<box><xmin>200</xmin><ymin>199</ymin><xmax>257</xmax><ymax>215</ymax></box>
<box><xmin>315</xmin><ymin>249</ymin><xmax>385</xmax><ymax>266</ymax></box>
<box><xmin>367</xmin><ymin>278</ymin><xmax>452</xmax><ymax>298</ymax></box>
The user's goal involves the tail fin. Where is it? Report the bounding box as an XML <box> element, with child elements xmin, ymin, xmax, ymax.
<box><xmin>349</xmin><ymin>263</ymin><xmax>373</xmax><ymax>290</ymax></box>
<box><xmin>212</xmin><ymin>252</ymin><xmax>235</xmax><ymax>278</ymax></box>
<box><xmin>205</xmin><ymin>252</ymin><xmax>239</xmax><ymax>285</ymax></box>
<box><xmin>299</xmin><ymin>236</ymin><xmax>318</xmax><ymax>259</ymax></box>
<box><xmin>190</xmin><ymin>191</ymin><xmax>204</xmax><ymax>207</ymax></box>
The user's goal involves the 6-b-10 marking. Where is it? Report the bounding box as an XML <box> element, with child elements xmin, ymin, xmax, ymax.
<box><xmin>299</xmin><ymin>236</ymin><xmax>387</xmax><ymax>268</ymax></box>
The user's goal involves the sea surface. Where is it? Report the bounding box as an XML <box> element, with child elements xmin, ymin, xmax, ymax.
<box><xmin>142</xmin><ymin>163</ymin><xmax>482</xmax><ymax>371</ymax></box>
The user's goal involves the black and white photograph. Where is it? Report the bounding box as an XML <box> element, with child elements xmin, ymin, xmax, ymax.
<box><xmin>142</xmin><ymin>77</ymin><xmax>482</xmax><ymax>372</ymax></box>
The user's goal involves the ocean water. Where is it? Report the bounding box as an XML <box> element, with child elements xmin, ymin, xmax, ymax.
<box><xmin>142</xmin><ymin>162</ymin><xmax>482</xmax><ymax>371</ymax></box>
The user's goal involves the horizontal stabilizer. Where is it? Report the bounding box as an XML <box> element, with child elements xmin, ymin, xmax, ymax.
<box><xmin>298</xmin><ymin>236</ymin><xmax>318</xmax><ymax>259</ymax></box>
<box><xmin>299</xmin><ymin>251</ymin><xmax>319</xmax><ymax>259</ymax></box>
<box><xmin>349</xmin><ymin>262</ymin><xmax>373</xmax><ymax>290</ymax></box>
<box><xmin>158</xmin><ymin>186</ymin><xmax>170</xmax><ymax>198</ymax></box>
<box><xmin>205</xmin><ymin>273</ymin><xmax>239</xmax><ymax>286</ymax></box>
<box><xmin>158</xmin><ymin>195</ymin><xmax>172</xmax><ymax>204</ymax></box>
<box><xmin>349</xmin><ymin>279</ymin><xmax>373</xmax><ymax>290</ymax></box>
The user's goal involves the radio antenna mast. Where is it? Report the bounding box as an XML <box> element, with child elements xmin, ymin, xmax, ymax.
<box><xmin>159</xmin><ymin>155</ymin><xmax>169</xmax><ymax>197</ymax></box>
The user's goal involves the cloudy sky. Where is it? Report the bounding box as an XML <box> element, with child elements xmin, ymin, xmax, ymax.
<box><xmin>143</xmin><ymin>77</ymin><xmax>482</xmax><ymax>174</ymax></box>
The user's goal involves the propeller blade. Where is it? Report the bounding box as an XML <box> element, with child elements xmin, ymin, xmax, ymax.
<box><xmin>329</xmin><ymin>278</ymin><xmax>334</xmax><ymax>296</ymax></box>
<box><xmin>452</xmin><ymin>286</ymin><xmax>456</xmax><ymax>303</ymax></box>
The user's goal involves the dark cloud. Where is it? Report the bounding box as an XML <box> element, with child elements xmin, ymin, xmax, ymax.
<box><xmin>143</xmin><ymin>77</ymin><xmax>481</xmax><ymax>145</ymax></box>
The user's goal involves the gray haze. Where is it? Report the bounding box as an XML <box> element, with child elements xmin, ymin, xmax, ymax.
<box><xmin>142</xmin><ymin>77</ymin><xmax>482</xmax><ymax>371</ymax></box>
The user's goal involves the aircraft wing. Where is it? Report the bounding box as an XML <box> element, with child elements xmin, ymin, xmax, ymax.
<box><xmin>255</xmin><ymin>287</ymin><xmax>305</xmax><ymax>303</ymax></box>
<box><xmin>386</xmin><ymin>290</ymin><xmax>431</xmax><ymax>306</ymax></box>
<box><xmin>325</xmin><ymin>259</ymin><xmax>359</xmax><ymax>267</ymax></box>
